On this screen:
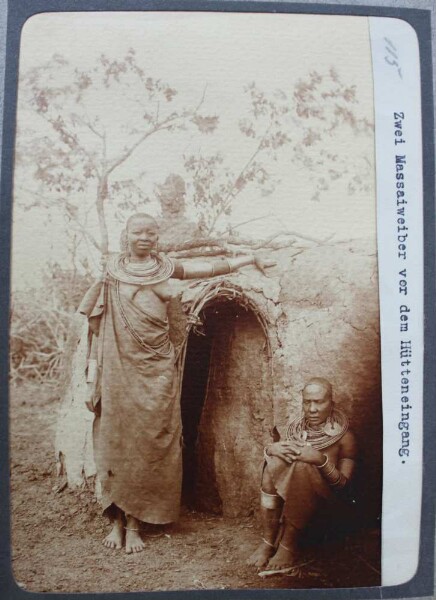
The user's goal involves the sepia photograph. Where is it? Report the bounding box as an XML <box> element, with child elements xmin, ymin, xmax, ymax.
<box><xmin>8</xmin><ymin>9</ymin><xmax>385</xmax><ymax>593</ymax></box>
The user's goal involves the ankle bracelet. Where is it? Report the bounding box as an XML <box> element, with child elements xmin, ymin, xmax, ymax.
<box><xmin>279</xmin><ymin>541</ymin><xmax>292</xmax><ymax>551</ymax></box>
<box><xmin>124</xmin><ymin>527</ymin><xmax>140</xmax><ymax>531</ymax></box>
<box><xmin>262</xmin><ymin>537</ymin><xmax>275</xmax><ymax>548</ymax></box>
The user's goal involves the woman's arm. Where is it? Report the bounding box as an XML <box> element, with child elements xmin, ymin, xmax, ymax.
<box><xmin>317</xmin><ymin>431</ymin><xmax>358</xmax><ymax>489</ymax></box>
<box><xmin>172</xmin><ymin>255</ymin><xmax>275</xmax><ymax>280</ymax></box>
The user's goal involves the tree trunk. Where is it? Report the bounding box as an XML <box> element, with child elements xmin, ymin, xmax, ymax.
<box><xmin>96</xmin><ymin>176</ymin><xmax>109</xmax><ymax>258</ymax></box>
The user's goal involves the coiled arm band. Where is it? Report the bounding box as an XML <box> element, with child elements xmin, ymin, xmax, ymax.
<box><xmin>174</xmin><ymin>256</ymin><xmax>254</xmax><ymax>280</ymax></box>
<box><xmin>317</xmin><ymin>455</ymin><xmax>348</xmax><ymax>489</ymax></box>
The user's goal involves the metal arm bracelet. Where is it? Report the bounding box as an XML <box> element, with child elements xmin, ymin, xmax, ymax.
<box><xmin>318</xmin><ymin>457</ymin><xmax>348</xmax><ymax>489</ymax></box>
<box><xmin>179</xmin><ymin>255</ymin><xmax>254</xmax><ymax>279</ymax></box>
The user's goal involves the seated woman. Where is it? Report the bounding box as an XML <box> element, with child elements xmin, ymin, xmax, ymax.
<box><xmin>247</xmin><ymin>377</ymin><xmax>357</xmax><ymax>574</ymax></box>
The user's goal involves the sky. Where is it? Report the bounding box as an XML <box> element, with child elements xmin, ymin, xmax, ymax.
<box><xmin>12</xmin><ymin>11</ymin><xmax>377</xmax><ymax>288</ymax></box>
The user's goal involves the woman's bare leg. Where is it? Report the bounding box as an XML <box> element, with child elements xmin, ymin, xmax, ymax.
<box><xmin>102</xmin><ymin>506</ymin><xmax>124</xmax><ymax>550</ymax></box>
<box><xmin>125</xmin><ymin>514</ymin><xmax>145</xmax><ymax>554</ymax></box>
<box><xmin>265</xmin><ymin>520</ymin><xmax>299</xmax><ymax>569</ymax></box>
<box><xmin>247</xmin><ymin>466</ymin><xmax>283</xmax><ymax>567</ymax></box>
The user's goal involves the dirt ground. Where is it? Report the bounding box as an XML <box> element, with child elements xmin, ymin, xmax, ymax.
<box><xmin>9</xmin><ymin>382</ymin><xmax>381</xmax><ymax>593</ymax></box>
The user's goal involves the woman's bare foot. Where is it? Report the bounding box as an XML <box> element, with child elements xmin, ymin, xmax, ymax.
<box><xmin>266</xmin><ymin>542</ymin><xmax>297</xmax><ymax>570</ymax></box>
<box><xmin>125</xmin><ymin>515</ymin><xmax>145</xmax><ymax>554</ymax></box>
<box><xmin>102</xmin><ymin>517</ymin><xmax>124</xmax><ymax>550</ymax></box>
<box><xmin>246</xmin><ymin>539</ymin><xmax>276</xmax><ymax>567</ymax></box>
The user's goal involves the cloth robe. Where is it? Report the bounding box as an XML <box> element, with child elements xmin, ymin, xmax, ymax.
<box><xmin>265</xmin><ymin>439</ymin><xmax>351</xmax><ymax>530</ymax></box>
<box><xmin>79</xmin><ymin>276</ymin><xmax>182</xmax><ymax>524</ymax></box>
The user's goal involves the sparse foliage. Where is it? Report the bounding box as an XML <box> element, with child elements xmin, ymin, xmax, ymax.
<box><xmin>17</xmin><ymin>54</ymin><xmax>373</xmax><ymax>256</ymax></box>
<box><xmin>16</xmin><ymin>49</ymin><xmax>217</xmax><ymax>256</ymax></box>
<box><xmin>184</xmin><ymin>83</ymin><xmax>292</xmax><ymax>234</ymax></box>
<box><xmin>292</xmin><ymin>68</ymin><xmax>373</xmax><ymax>201</ymax></box>
<box><xmin>182</xmin><ymin>71</ymin><xmax>373</xmax><ymax>233</ymax></box>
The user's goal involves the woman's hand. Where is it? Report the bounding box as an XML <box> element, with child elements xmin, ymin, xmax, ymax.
<box><xmin>266</xmin><ymin>440</ymin><xmax>326</xmax><ymax>466</ymax></box>
<box><xmin>266</xmin><ymin>441</ymin><xmax>304</xmax><ymax>463</ymax></box>
<box><xmin>253</xmin><ymin>253</ymin><xmax>277</xmax><ymax>275</ymax></box>
<box><xmin>295</xmin><ymin>443</ymin><xmax>326</xmax><ymax>466</ymax></box>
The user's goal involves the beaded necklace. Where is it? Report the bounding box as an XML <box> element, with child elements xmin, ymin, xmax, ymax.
<box><xmin>286</xmin><ymin>408</ymin><xmax>349</xmax><ymax>450</ymax></box>
<box><xmin>106</xmin><ymin>252</ymin><xmax>174</xmax><ymax>285</ymax></box>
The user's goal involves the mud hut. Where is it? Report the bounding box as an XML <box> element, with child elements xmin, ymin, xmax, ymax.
<box><xmin>56</xmin><ymin>236</ymin><xmax>381</xmax><ymax>527</ymax></box>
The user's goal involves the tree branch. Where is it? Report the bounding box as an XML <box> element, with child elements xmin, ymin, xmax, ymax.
<box><xmin>194</xmin><ymin>85</ymin><xmax>207</xmax><ymax>112</ymax></box>
<box><xmin>17</xmin><ymin>186</ymin><xmax>102</xmax><ymax>253</ymax></box>
<box><xmin>43</xmin><ymin>113</ymin><xmax>101</xmax><ymax>177</ymax></box>
<box><xmin>159</xmin><ymin>229</ymin><xmax>332</xmax><ymax>254</ymax></box>
<box><xmin>106</xmin><ymin>87</ymin><xmax>207</xmax><ymax>177</ymax></box>
<box><xmin>205</xmin><ymin>124</ymin><xmax>272</xmax><ymax>235</ymax></box>
<box><xmin>71</xmin><ymin>221</ymin><xmax>102</xmax><ymax>253</ymax></box>
<box><xmin>96</xmin><ymin>176</ymin><xmax>109</xmax><ymax>256</ymax></box>
<box><xmin>106</xmin><ymin>111</ymin><xmax>189</xmax><ymax>177</ymax></box>
<box><xmin>224</xmin><ymin>214</ymin><xmax>272</xmax><ymax>234</ymax></box>
<box><xmin>78</xmin><ymin>112</ymin><xmax>105</xmax><ymax>140</ymax></box>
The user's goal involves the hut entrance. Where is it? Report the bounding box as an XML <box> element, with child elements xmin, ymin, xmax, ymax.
<box><xmin>180</xmin><ymin>296</ymin><xmax>272</xmax><ymax>518</ymax></box>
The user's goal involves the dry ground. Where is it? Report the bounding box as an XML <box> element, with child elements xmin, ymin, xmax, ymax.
<box><xmin>9</xmin><ymin>382</ymin><xmax>381</xmax><ymax>593</ymax></box>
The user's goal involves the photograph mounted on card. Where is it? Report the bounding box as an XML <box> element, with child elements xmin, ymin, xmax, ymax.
<box><xmin>5</xmin><ymin>7</ymin><xmax>427</xmax><ymax>595</ymax></box>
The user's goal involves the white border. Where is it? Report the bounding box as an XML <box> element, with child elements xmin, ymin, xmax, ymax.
<box><xmin>369</xmin><ymin>17</ymin><xmax>424</xmax><ymax>586</ymax></box>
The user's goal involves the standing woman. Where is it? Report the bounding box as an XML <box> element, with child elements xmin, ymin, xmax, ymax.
<box><xmin>79</xmin><ymin>213</ymin><xmax>273</xmax><ymax>553</ymax></box>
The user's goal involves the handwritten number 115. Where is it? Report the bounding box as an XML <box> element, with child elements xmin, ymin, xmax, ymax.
<box><xmin>384</xmin><ymin>37</ymin><xmax>403</xmax><ymax>79</ymax></box>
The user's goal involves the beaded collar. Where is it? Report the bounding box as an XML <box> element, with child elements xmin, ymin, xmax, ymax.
<box><xmin>286</xmin><ymin>408</ymin><xmax>349</xmax><ymax>450</ymax></box>
<box><xmin>106</xmin><ymin>252</ymin><xmax>174</xmax><ymax>285</ymax></box>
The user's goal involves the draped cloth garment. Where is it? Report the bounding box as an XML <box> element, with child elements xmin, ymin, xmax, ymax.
<box><xmin>79</xmin><ymin>276</ymin><xmax>182</xmax><ymax>524</ymax></box>
<box><xmin>265</xmin><ymin>442</ymin><xmax>344</xmax><ymax>530</ymax></box>
<box><xmin>266</xmin><ymin>459</ymin><xmax>333</xmax><ymax>530</ymax></box>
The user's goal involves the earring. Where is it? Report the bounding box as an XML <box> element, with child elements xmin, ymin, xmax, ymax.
<box><xmin>323</xmin><ymin>415</ymin><xmax>341</xmax><ymax>436</ymax></box>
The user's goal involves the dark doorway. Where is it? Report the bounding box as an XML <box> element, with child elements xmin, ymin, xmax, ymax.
<box><xmin>180</xmin><ymin>301</ymin><xmax>237</xmax><ymax>513</ymax></box>
<box><xmin>180</xmin><ymin>298</ymin><xmax>272</xmax><ymax>517</ymax></box>
<box><xmin>179</xmin><ymin>308</ymin><xmax>214</xmax><ymax>510</ymax></box>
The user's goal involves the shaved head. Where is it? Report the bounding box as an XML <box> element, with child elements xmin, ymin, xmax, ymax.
<box><xmin>126</xmin><ymin>213</ymin><xmax>158</xmax><ymax>231</ymax></box>
<box><xmin>303</xmin><ymin>377</ymin><xmax>332</xmax><ymax>401</ymax></box>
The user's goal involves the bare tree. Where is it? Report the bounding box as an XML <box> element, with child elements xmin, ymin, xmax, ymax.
<box><xmin>16</xmin><ymin>55</ymin><xmax>373</xmax><ymax>260</ymax></box>
<box><xmin>183</xmin><ymin>69</ymin><xmax>374</xmax><ymax>236</ymax></box>
<box><xmin>15</xmin><ymin>49</ymin><xmax>217</xmax><ymax>257</ymax></box>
